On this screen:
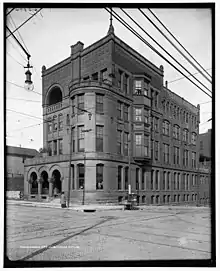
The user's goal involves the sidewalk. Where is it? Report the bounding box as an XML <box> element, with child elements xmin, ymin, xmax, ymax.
<box><xmin>6</xmin><ymin>199</ymin><xmax>124</xmax><ymax>211</ymax></box>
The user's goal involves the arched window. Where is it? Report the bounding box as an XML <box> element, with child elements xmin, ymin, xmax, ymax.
<box><xmin>183</xmin><ymin>128</ymin><xmax>189</xmax><ymax>142</ymax></box>
<box><xmin>47</xmin><ymin>86</ymin><xmax>62</xmax><ymax>106</ymax></box>
<box><xmin>96</xmin><ymin>164</ymin><xmax>104</xmax><ymax>190</ymax></box>
<box><xmin>162</xmin><ymin>120</ymin><xmax>170</xmax><ymax>136</ymax></box>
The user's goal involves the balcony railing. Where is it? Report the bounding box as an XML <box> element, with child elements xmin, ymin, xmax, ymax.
<box><xmin>46</xmin><ymin>102</ymin><xmax>62</xmax><ymax>114</ymax></box>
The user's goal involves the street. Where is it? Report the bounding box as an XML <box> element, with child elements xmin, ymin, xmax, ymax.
<box><xmin>6</xmin><ymin>205</ymin><xmax>211</xmax><ymax>261</ymax></box>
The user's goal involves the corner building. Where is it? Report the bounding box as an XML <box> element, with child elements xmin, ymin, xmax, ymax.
<box><xmin>24</xmin><ymin>25</ymin><xmax>200</xmax><ymax>205</ymax></box>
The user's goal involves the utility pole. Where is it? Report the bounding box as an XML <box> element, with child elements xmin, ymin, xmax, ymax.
<box><xmin>81</xmin><ymin>129</ymin><xmax>92</xmax><ymax>205</ymax></box>
<box><xmin>67</xmin><ymin>126</ymin><xmax>73</xmax><ymax>208</ymax></box>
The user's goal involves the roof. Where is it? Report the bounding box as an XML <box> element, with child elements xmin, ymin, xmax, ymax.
<box><xmin>7</xmin><ymin>145</ymin><xmax>39</xmax><ymax>157</ymax></box>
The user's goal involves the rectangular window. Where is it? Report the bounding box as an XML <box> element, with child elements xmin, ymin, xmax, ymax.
<box><xmin>48</xmin><ymin>122</ymin><xmax>52</xmax><ymax>133</ymax></box>
<box><xmin>96</xmin><ymin>94</ymin><xmax>104</xmax><ymax>114</ymax></box>
<box><xmin>48</xmin><ymin>141</ymin><xmax>52</xmax><ymax>156</ymax></box>
<box><xmin>163</xmin><ymin>143</ymin><xmax>169</xmax><ymax>164</ymax></box>
<box><xmin>174</xmin><ymin>146</ymin><xmax>180</xmax><ymax>165</ymax></box>
<box><xmin>96</xmin><ymin>125</ymin><xmax>103</xmax><ymax>152</ymax></box>
<box><xmin>53</xmin><ymin>122</ymin><xmax>57</xmax><ymax>131</ymax></box>
<box><xmin>151</xmin><ymin>139</ymin><xmax>154</xmax><ymax>159</ymax></box>
<box><xmin>53</xmin><ymin>140</ymin><xmax>57</xmax><ymax>155</ymax></box>
<box><xmin>117</xmin><ymin>130</ymin><xmax>122</xmax><ymax>154</ymax></box>
<box><xmin>163</xmin><ymin>121</ymin><xmax>169</xmax><ymax>135</ymax></box>
<box><xmin>192</xmin><ymin>133</ymin><xmax>196</xmax><ymax>145</ymax></box>
<box><xmin>58</xmin><ymin>119</ymin><xmax>63</xmax><ymax>130</ymax></box>
<box><xmin>118</xmin><ymin>166</ymin><xmax>122</xmax><ymax>190</ymax></box>
<box><xmin>124</xmin><ymin>167</ymin><xmax>128</xmax><ymax>190</ymax></box>
<box><xmin>141</xmin><ymin>169</ymin><xmax>145</xmax><ymax>190</ymax></box>
<box><xmin>144</xmin><ymin>135</ymin><xmax>149</xmax><ymax>156</ymax></box>
<box><xmin>154</xmin><ymin>92</ymin><xmax>158</xmax><ymax>108</ymax></box>
<box><xmin>136</xmin><ymin>168</ymin><xmax>140</xmax><ymax>190</ymax></box>
<box><xmin>134</xmin><ymin>80</ymin><xmax>142</xmax><ymax>95</ymax></box>
<box><xmin>124</xmin><ymin>132</ymin><xmax>129</xmax><ymax>156</ymax></box>
<box><xmin>154</xmin><ymin>117</ymin><xmax>159</xmax><ymax>132</ymax></box>
<box><xmin>192</xmin><ymin>152</ymin><xmax>196</xmax><ymax>168</ymax></box>
<box><xmin>66</xmin><ymin>114</ymin><xmax>70</xmax><ymax>126</ymax></box>
<box><xmin>78</xmin><ymin>126</ymin><xmax>85</xmax><ymax>152</ymax></box>
<box><xmin>78</xmin><ymin>94</ymin><xmax>84</xmax><ymax>114</ymax></box>
<box><xmin>101</xmin><ymin>69</ymin><xmax>108</xmax><ymax>82</ymax></box>
<box><xmin>78</xmin><ymin>164</ymin><xmax>84</xmax><ymax>189</ymax></box>
<box><xmin>183</xmin><ymin>150</ymin><xmax>189</xmax><ymax>166</ymax></box>
<box><xmin>59</xmin><ymin>139</ymin><xmax>63</xmax><ymax>155</ymax></box>
<box><xmin>135</xmin><ymin>134</ymin><xmax>142</xmax><ymax>146</ymax></box>
<box><xmin>124</xmin><ymin>104</ymin><xmax>129</xmax><ymax>121</ymax></box>
<box><xmin>96</xmin><ymin>164</ymin><xmax>104</xmax><ymax>190</ymax></box>
<box><xmin>155</xmin><ymin>141</ymin><xmax>159</xmax><ymax>160</ymax></box>
<box><xmin>144</xmin><ymin>108</ymin><xmax>150</xmax><ymax>125</ymax></box>
<box><xmin>117</xmin><ymin>101</ymin><xmax>122</xmax><ymax>119</ymax></box>
<box><xmin>124</xmin><ymin>74</ymin><xmax>129</xmax><ymax>94</ymax></box>
<box><xmin>118</xmin><ymin>70</ymin><xmax>123</xmax><ymax>90</ymax></box>
<box><xmin>72</xmin><ymin>127</ymin><xmax>75</xmax><ymax>153</ymax></box>
<box><xmin>92</xmin><ymin>72</ymin><xmax>98</xmax><ymax>81</ymax></box>
<box><xmin>134</xmin><ymin>108</ymin><xmax>142</xmax><ymax>122</ymax></box>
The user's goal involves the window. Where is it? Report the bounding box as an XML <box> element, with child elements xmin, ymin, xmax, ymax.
<box><xmin>58</xmin><ymin>119</ymin><xmax>63</xmax><ymax>130</ymax></box>
<box><xmin>186</xmin><ymin>112</ymin><xmax>189</xmax><ymax>123</ymax></box>
<box><xmin>163</xmin><ymin>172</ymin><xmax>166</xmax><ymax>190</ymax></box>
<box><xmin>134</xmin><ymin>80</ymin><xmax>142</xmax><ymax>95</ymax></box>
<box><xmin>167</xmin><ymin>172</ymin><xmax>171</xmax><ymax>190</ymax></box>
<box><xmin>118</xmin><ymin>166</ymin><xmax>122</xmax><ymax>190</ymax></box>
<box><xmin>101</xmin><ymin>69</ymin><xmax>108</xmax><ymax>82</ymax></box>
<box><xmin>124</xmin><ymin>104</ymin><xmax>129</xmax><ymax>121</ymax></box>
<box><xmin>151</xmin><ymin>139</ymin><xmax>154</xmax><ymax>159</ymax></box>
<box><xmin>183</xmin><ymin>150</ymin><xmax>189</xmax><ymax>166</ymax></box>
<box><xmin>96</xmin><ymin>94</ymin><xmax>104</xmax><ymax>113</ymax></box>
<box><xmin>154</xmin><ymin>92</ymin><xmax>158</xmax><ymax>108</ymax></box>
<box><xmin>92</xmin><ymin>72</ymin><xmax>98</xmax><ymax>81</ymax></box>
<box><xmin>124</xmin><ymin>167</ymin><xmax>129</xmax><ymax>190</ymax></box>
<box><xmin>141</xmin><ymin>169</ymin><xmax>145</xmax><ymax>190</ymax></box>
<box><xmin>192</xmin><ymin>152</ymin><xmax>196</xmax><ymax>168</ymax></box>
<box><xmin>71</xmin><ymin>165</ymin><xmax>75</xmax><ymax>190</ymax></box>
<box><xmin>59</xmin><ymin>139</ymin><xmax>63</xmax><ymax>155</ymax></box>
<box><xmin>187</xmin><ymin>174</ymin><xmax>190</xmax><ymax>190</ymax></box>
<box><xmin>135</xmin><ymin>134</ymin><xmax>142</xmax><ymax>145</ymax></box>
<box><xmin>144</xmin><ymin>108</ymin><xmax>150</xmax><ymax>125</ymax></box>
<box><xmin>162</xmin><ymin>120</ymin><xmax>170</xmax><ymax>136</ymax></box>
<box><xmin>151</xmin><ymin>170</ymin><xmax>154</xmax><ymax>190</ymax></box>
<box><xmin>66</xmin><ymin>114</ymin><xmax>70</xmax><ymax>126</ymax></box>
<box><xmin>200</xmin><ymin>140</ymin><xmax>203</xmax><ymax>150</ymax></box>
<box><xmin>124</xmin><ymin>74</ymin><xmax>129</xmax><ymax>94</ymax></box>
<box><xmin>174</xmin><ymin>146</ymin><xmax>180</xmax><ymax>165</ymax></box>
<box><xmin>78</xmin><ymin>94</ymin><xmax>84</xmax><ymax>114</ymax></box>
<box><xmin>48</xmin><ymin>141</ymin><xmax>52</xmax><ymax>156</ymax></box>
<box><xmin>142</xmin><ymin>195</ymin><xmax>146</xmax><ymax>203</ymax></box>
<box><xmin>163</xmin><ymin>143</ymin><xmax>169</xmax><ymax>164</ymax></box>
<box><xmin>72</xmin><ymin>127</ymin><xmax>75</xmax><ymax>153</ymax></box>
<box><xmin>78</xmin><ymin>126</ymin><xmax>85</xmax><ymax>152</ymax></box>
<box><xmin>155</xmin><ymin>141</ymin><xmax>159</xmax><ymax>161</ymax></box>
<box><xmin>124</xmin><ymin>132</ymin><xmax>129</xmax><ymax>156</ymax></box>
<box><xmin>117</xmin><ymin>130</ymin><xmax>122</xmax><ymax>154</ymax></box>
<box><xmin>177</xmin><ymin>108</ymin><xmax>179</xmax><ymax>119</ymax></box>
<box><xmin>174</xmin><ymin>173</ymin><xmax>177</xmax><ymax>190</ymax></box>
<box><xmin>118</xmin><ymin>70</ymin><xmax>123</xmax><ymax>90</ymax></box>
<box><xmin>192</xmin><ymin>175</ymin><xmax>195</xmax><ymax>186</ymax></box>
<box><xmin>96</xmin><ymin>164</ymin><xmax>104</xmax><ymax>190</ymax></box>
<box><xmin>173</xmin><ymin>125</ymin><xmax>180</xmax><ymax>139</ymax></box>
<box><xmin>183</xmin><ymin>129</ymin><xmax>189</xmax><ymax>142</ymax></box>
<box><xmin>72</xmin><ymin>96</ymin><xmax>75</xmax><ymax>115</ymax></box>
<box><xmin>192</xmin><ymin>133</ymin><xmax>197</xmax><ymax>145</ymax></box>
<box><xmin>173</xmin><ymin>106</ymin><xmax>176</xmax><ymax>118</ymax></box>
<box><xmin>144</xmin><ymin>134</ymin><xmax>149</xmax><ymax>156</ymax></box>
<box><xmin>96</xmin><ymin>125</ymin><xmax>103</xmax><ymax>152</ymax></box>
<box><xmin>134</xmin><ymin>108</ymin><xmax>142</xmax><ymax>122</ymax></box>
<box><xmin>156</xmin><ymin>171</ymin><xmax>159</xmax><ymax>190</ymax></box>
<box><xmin>78</xmin><ymin>164</ymin><xmax>84</xmax><ymax>189</ymax></box>
<box><xmin>178</xmin><ymin>173</ymin><xmax>181</xmax><ymax>190</ymax></box>
<box><xmin>83</xmin><ymin>76</ymin><xmax>89</xmax><ymax>81</ymax></box>
<box><xmin>53</xmin><ymin>122</ymin><xmax>57</xmax><ymax>131</ymax></box>
<box><xmin>117</xmin><ymin>101</ymin><xmax>122</xmax><ymax>119</ymax></box>
<box><xmin>48</xmin><ymin>122</ymin><xmax>52</xmax><ymax>133</ymax></box>
<box><xmin>53</xmin><ymin>140</ymin><xmax>57</xmax><ymax>155</ymax></box>
<box><xmin>136</xmin><ymin>168</ymin><xmax>140</xmax><ymax>190</ymax></box>
<box><xmin>154</xmin><ymin>117</ymin><xmax>159</xmax><ymax>132</ymax></box>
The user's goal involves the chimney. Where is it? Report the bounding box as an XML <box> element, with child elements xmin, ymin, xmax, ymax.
<box><xmin>71</xmin><ymin>41</ymin><xmax>84</xmax><ymax>56</ymax></box>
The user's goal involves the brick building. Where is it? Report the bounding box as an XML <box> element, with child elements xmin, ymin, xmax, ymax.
<box><xmin>24</xmin><ymin>23</ymin><xmax>200</xmax><ymax>205</ymax></box>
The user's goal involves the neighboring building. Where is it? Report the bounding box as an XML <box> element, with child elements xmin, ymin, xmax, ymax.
<box><xmin>24</xmin><ymin>21</ymin><xmax>200</xmax><ymax>205</ymax></box>
<box><xmin>198</xmin><ymin>129</ymin><xmax>211</xmax><ymax>206</ymax></box>
<box><xmin>6</xmin><ymin>145</ymin><xmax>39</xmax><ymax>192</ymax></box>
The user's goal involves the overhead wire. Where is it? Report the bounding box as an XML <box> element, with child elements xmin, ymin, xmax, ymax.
<box><xmin>104</xmin><ymin>8</ymin><xmax>212</xmax><ymax>99</ymax></box>
<box><xmin>7</xmin><ymin>51</ymin><xmax>25</xmax><ymax>67</ymax></box>
<box><xmin>6</xmin><ymin>81</ymin><xmax>42</xmax><ymax>96</ymax></box>
<box><xmin>148</xmin><ymin>8</ymin><xmax>212</xmax><ymax>79</ymax></box>
<box><xmin>6</xmin><ymin>8</ymin><xmax>14</xmax><ymax>16</ymax></box>
<box><xmin>7</xmin><ymin>97</ymin><xmax>41</xmax><ymax>103</ymax></box>
<box><xmin>168</xmin><ymin>68</ymin><xmax>212</xmax><ymax>84</ymax></box>
<box><xmin>7</xmin><ymin>38</ymin><xmax>27</xmax><ymax>62</ymax></box>
<box><xmin>121</xmin><ymin>8</ymin><xmax>211</xmax><ymax>94</ymax></box>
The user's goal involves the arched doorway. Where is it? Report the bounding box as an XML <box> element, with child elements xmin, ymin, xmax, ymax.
<box><xmin>52</xmin><ymin>169</ymin><xmax>62</xmax><ymax>195</ymax></box>
<box><xmin>30</xmin><ymin>172</ymin><xmax>38</xmax><ymax>194</ymax></box>
<box><xmin>41</xmin><ymin>171</ymin><xmax>49</xmax><ymax>194</ymax></box>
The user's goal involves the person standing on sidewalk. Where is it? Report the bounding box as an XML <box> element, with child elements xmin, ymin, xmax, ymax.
<box><xmin>60</xmin><ymin>192</ymin><xmax>67</xmax><ymax>208</ymax></box>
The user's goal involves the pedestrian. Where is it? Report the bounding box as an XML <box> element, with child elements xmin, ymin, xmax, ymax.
<box><xmin>60</xmin><ymin>192</ymin><xmax>67</xmax><ymax>208</ymax></box>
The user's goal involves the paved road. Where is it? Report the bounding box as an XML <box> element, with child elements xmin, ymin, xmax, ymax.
<box><xmin>6</xmin><ymin>205</ymin><xmax>211</xmax><ymax>261</ymax></box>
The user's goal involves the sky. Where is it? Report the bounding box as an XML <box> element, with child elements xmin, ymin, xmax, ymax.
<box><xmin>6</xmin><ymin>7</ymin><xmax>212</xmax><ymax>151</ymax></box>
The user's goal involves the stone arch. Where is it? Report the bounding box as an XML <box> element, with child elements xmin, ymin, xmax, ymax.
<box><xmin>48</xmin><ymin>164</ymin><xmax>64</xmax><ymax>179</ymax></box>
<box><xmin>45</xmin><ymin>84</ymin><xmax>64</xmax><ymax>106</ymax></box>
<box><xmin>27</xmin><ymin>167</ymin><xmax>39</xmax><ymax>182</ymax></box>
<box><xmin>38</xmin><ymin>166</ymin><xmax>49</xmax><ymax>176</ymax></box>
